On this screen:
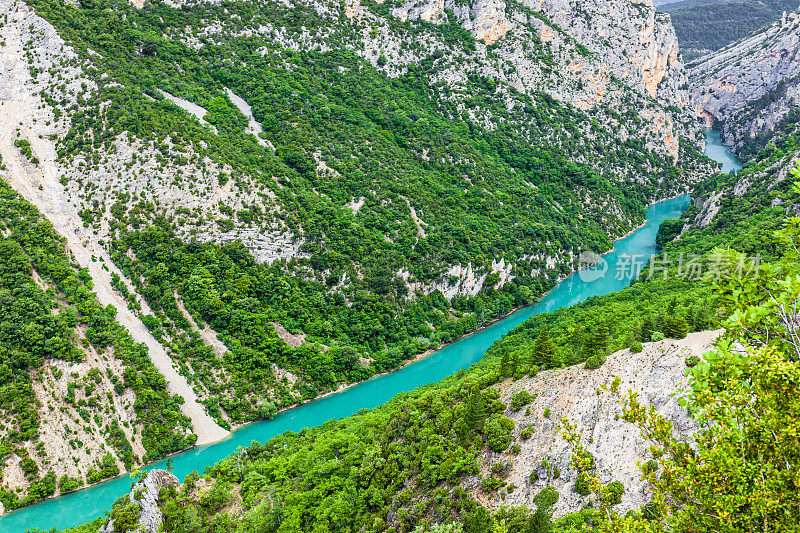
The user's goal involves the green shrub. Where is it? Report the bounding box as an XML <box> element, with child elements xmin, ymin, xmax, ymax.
<box><xmin>651</xmin><ymin>331</ymin><xmax>666</xmax><ymax>342</ymax></box>
<box><xmin>509</xmin><ymin>390</ymin><xmax>533</xmax><ymax>411</ymax></box>
<box><xmin>685</xmin><ymin>355</ymin><xmax>701</xmax><ymax>367</ymax></box>
<box><xmin>579</xmin><ymin>451</ymin><xmax>595</xmax><ymax>471</ymax></box>
<box><xmin>481</xmin><ymin>476</ymin><xmax>504</xmax><ymax>493</ymax></box>
<box><xmin>110</xmin><ymin>498</ymin><xmax>140</xmax><ymax>532</ymax></box>
<box><xmin>575</xmin><ymin>471</ymin><xmax>591</xmax><ymax>495</ymax></box>
<box><xmin>643</xmin><ymin>459</ymin><xmax>659</xmax><ymax>474</ymax></box>
<box><xmin>491</xmin><ymin>462</ymin><xmax>508</xmax><ymax>476</ymax></box>
<box><xmin>584</xmin><ymin>355</ymin><xmax>605</xmax><ymax>369</ymax></box>
<box><xmin>484</xmin><ymin>414</ymin><xmax>515</xmax><ymax>452</ymax></box>
<box><xmin>641</xmin><ymin>501</ymin><xmax>660</xmax><ymax>521</ymax></box>
<box><xmin>630</xmin><ymin>341</ymin><xmax>643</xmax><ymax>353</ymax></box>
<box><xmin>606</xmin><ymin>480</ymin><xmax>624</xmax><ymax>504</ymax></box>
<box><xmin>534</xmin><ymin>485</ymin><xmax>559</xmax><ymax>508</ymax></box>
<box><xmin>58</xmin><ymin>474</ymin><xmax>82</xmax><ymax>493</ymax></box>
<box><xmin>543</xmin><ymin>408</ymin><xmax>551</xmax><ymax>418</ymax></box>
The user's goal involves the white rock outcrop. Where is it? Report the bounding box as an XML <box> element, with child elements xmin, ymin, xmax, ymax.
<box><xmin>472</xmin><ymin>329</ymin><xmax>723</xmax><ymax>517</ymax></box>
<box><xmin>98</xmin><ymin>470</ymin><xmax>179</xmax><ymax>533</ymax></box>
<box><xmin>690</xmin><ymin>9</ymin><xmax>800</xmax><ymax>153</ymax></box>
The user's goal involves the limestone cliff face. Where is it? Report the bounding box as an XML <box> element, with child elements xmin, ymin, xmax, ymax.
<box><xmin>690</xmin><ymin>9</ymin><xmax>800</xmax><ymax>156</ymax></box>
<box><xmin>392</xmin><ymin>0</ymin><xmax>688</xmax><ymax>106</ymax></box>
<box><xmin>533</xmin><ymin>0</ymin><xmax>686</xmax><ymax>105</ymax></box>
<box><xmin>468</xmin><ymin>330</ymin><xmax>722</xmax><ymax>518</ymax></box>
<box><xmin>382</xmin><ymin>0</ymin><xmax>694</xmax><ymax>160</ymax></box>
<box><xmin>392</xmin><ymin>0</ymin><xmax>510</xmax><ymax>44</ymax></box>
<box><xmin>98</xmin><ymin>470</ymin><xmax>179</xmax><ymax>533</ymax></box>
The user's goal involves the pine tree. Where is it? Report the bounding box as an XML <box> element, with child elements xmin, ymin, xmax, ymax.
<box><xmin>533</xmin><ymin>329</ymin><xmax>556</xmax><ymax>368</ymax></box>
<box><xmin>510</xmin><ymin>350</ymin><xmax>521</xmax><ymax>377</ymax></box>
<box><xmin>667</xmin><ymin>296</ymin><xmax>678</xmax><ymax>315</ymax></box>
<box><xmin>586</xmin><ymin>323</ymin><xmax>609</xmax><ymax>357</ymax></box>
<box><xmin>640</xmin><ymin>316</ymin><xmax>654</xmax><ymax>343</ymax></box>
<box><xmin>595</xmin><ymin>323</ymin><xmax>609</xmax><ymax>354</ymax></box>
<box><xmin>500</xmin><ymin>350</ymin><xmax>511</xmax><ymax>378</ymax></box>
<box><xmin>463</xmin><ymin>385</ymin><xmax>486</xmax><ymax>433</ymax></box>
<box><xmin>666</xmin><ymin>315</ymin><xmax>689</xmax><ymax>339</ymax></box>
<box><xmin>686</xmin><ymin>307</ymin><xmax>696</xmax><ymax>331</ymax></box>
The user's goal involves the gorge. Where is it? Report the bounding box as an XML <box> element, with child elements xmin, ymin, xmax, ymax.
<box><xmin>0</xmin><ymin>197</ymin><xmax>689</xmax><ymax>530</ymax></box>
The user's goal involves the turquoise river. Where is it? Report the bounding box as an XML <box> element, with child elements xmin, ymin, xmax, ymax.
<box><xmin>704</xmin><ymin>128</ymin><xmax>743</xmax><ymax>174</ymax></box>
<box><xmin>4</xmin><ymin>194</ymin><xmax>696</xmax><ymax>532</ymax></box>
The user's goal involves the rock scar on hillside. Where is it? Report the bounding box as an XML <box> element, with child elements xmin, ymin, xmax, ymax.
<box><xmin>470</xmin><ymin>329</ymin><xmax>723</xmax><ymax>517</ymax></box>
<box><xmin>0</xmin><ymin>0</ymin><xmax>229</xmax><ymax>446</ymax></box>
<box><xmin>175</xmin><ymin>289</ymin><xmax>231</xmax><ymax>359</ymax></box>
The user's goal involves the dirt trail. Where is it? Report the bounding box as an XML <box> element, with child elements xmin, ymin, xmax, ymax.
<box><xmin>0</xmin><ymin>85</ymin><xmax>230</xmax><ymax>444</ymax></box>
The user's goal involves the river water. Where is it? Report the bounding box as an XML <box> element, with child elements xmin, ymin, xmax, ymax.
<box><xmin>5</xmin><ymin>195</ymin><xmax>691</xmax><ymax>532</ymax></box>
<box><xmin>704</xmin><ymin>128</ymin><xmax>743</xmax><ymax>174</ymax></box>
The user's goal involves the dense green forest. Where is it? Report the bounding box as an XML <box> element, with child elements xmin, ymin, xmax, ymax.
<box><xmin>111</xmin><ymin>222</ymin><xmax>541</xmax><ymax>425</ymax></box>
<box><xmin>661</xmin><ymin>0</ymin><xmax>798</xmax><ymax>58</ymax></box>
<box><xmin>70</xmin><ymin>160</ymin><xmax>800</xmax><ymax>532</ymax></box>
<box><xmin>0</xmin><ymin>182</ymin><xmax>194</xmax><ymax>511</ymax></box>
<box><xmin>17</xmin><ymin>0</ymin><xmax>709</xmax><ymax>424</ymax></box>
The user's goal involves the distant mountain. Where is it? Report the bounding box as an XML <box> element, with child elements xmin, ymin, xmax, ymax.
<box><xmin>690</xmin><ymin>9</ymin><xmax>800</xmax><ymax>160</ymax></box>
<box><xmin>660</xmin><ymin>0</ymin><xmax>800</xmax><ymax>59</ymax></box>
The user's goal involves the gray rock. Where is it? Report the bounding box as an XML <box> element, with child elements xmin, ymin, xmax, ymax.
<box><xmin>98</xmin><ymin>470</ymin><xmax>179</xmax><ymax>533</ymax></box>
<box><xmin>475</xmin><ymin>330</ymin><xmax>723</xmax><ymax>518</ymax></box>
<box><xmin>690</xmin><ymin>9</ymin><xmax>800</xmax><ymax>152</ymax></box>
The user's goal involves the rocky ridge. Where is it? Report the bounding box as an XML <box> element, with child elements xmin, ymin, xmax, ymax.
<box><xmin>690</xmin><ymin>8</ymin><xmax>800</xmax><ymax>157</ymax></box>
<box><xmin>691</xmin><ymin>139</ymin><xmax>800</xmax><ymax>228</ymax></box>
<box><xmin>98</xmin><ymin>470</ymin><xmax>180</xmax><ymax>533</ymax></box>
<box><xmin>471</xmin><ymin>329</ymin><xmax>722</xmax><ymax>518</ymax></box>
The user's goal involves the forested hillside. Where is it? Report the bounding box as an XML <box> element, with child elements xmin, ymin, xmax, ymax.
<box><xmin>0</xmin><ymin>0</ymin><xmax>713</xmax><ymax>449</ymax></box>
<box><xmin>1</xmin><ymin>0</ymin><xmax>799</xmax><ymax>525</ymax></box>
<box><xmin>661</xmin><ymin>0</ymin><xmax>799</xmax><ymax>59</ymax></box>
<box><xmin>50</xmin><ymin>46</ymin><xmax>800</xmax><ymax>528</ymax></box>
<box><xmin>72</xmin><ymin>151</ymin><xmax>800</xmax><ymax>531</ymax></box>
<box><xmin>0</xmin><ymin>181</ymin><xmax>195</xmax><ymax>514</ymax></box>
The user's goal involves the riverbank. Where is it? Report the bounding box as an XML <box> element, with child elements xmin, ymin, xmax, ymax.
<box><xmin>0</xmin><ymin>194</ymin><xmax>673</xmax><ymax>516</ymax></box>
<box><xmin>289</xmin><ymin>199</ymin><xmax>671</xmax><ymax>424</ymax></box>
<box><xmin>0</xmin><ymin>195</ymin><xmax>692</xmax><ymax>531</ymax></box>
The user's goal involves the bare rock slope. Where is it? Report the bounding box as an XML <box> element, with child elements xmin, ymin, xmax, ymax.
<box><xmin>472</xmin><ymin>329</ymin><xmax>723</xmax><ymax>517</ymax></box>
<box><xmin>690</xmin><ymin>9</ymin><xmax>800</xmax><ymax>155</ymax></box>
<box><xmin>0</xmin><ymin>0</ymin><xmax>229</xmax><ymax>446</ymax></box>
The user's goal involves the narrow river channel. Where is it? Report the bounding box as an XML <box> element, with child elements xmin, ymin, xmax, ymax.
<box><xmin>3</xmin><ymin>194</ymin><xmax>698</xmax><ymax>532</ymax></box>
<box><xmin>704</xmin><ymin>128</ymin><xmax>743</xmax><ymax>174</ymax></box>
